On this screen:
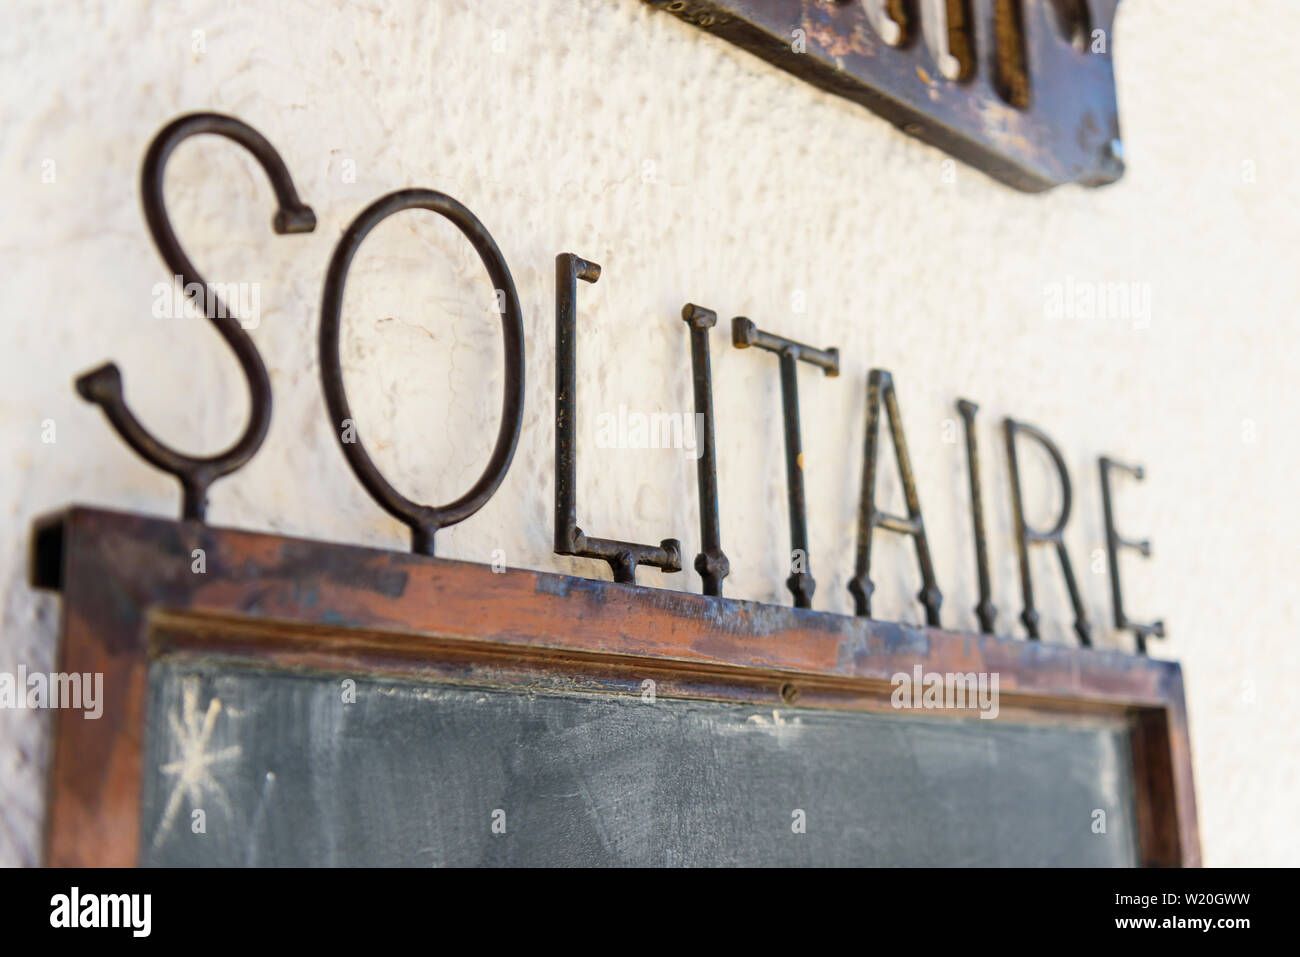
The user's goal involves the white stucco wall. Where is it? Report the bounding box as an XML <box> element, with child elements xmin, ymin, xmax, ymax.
<box><xmin>2</xmin><ymin>0</ymin><xmax>1296</xmax><ymax>866</ymax></box>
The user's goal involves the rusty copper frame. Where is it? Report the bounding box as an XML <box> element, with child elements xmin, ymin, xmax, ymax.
<box><xmin>30</xmin><ymin>506</ymin><xmax>1200</xmax><ymax>866</ymax></box>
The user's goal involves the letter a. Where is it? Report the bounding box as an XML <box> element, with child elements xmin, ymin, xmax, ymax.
<box><xmin>849</xmin><ymin>370</ymin><xmax>942</xmax><ymax>625</ymax></box>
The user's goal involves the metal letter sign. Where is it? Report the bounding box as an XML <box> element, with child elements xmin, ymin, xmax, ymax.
<box><xmin>643</xmin><ymin>0</ymin><xmax>1124</xmax><ymax>192</ymax></box>
<box><xmin>72</xmin><ymin>112</ymin><xmax>1163</xmax><ymax>656</ymax></box>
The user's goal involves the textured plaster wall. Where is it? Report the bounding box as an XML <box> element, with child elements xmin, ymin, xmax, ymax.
<box><xmin>1</xmin><ymin>0</ymin><xmax>1296</xmax><ymax>866</ymax></box>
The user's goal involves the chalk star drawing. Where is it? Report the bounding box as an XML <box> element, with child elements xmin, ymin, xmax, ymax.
<box><xmin>150</xmin><ymin>676</ymin><xmax>241</xmax><ymax>850</ymax></box>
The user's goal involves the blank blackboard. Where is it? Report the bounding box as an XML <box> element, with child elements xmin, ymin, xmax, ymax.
<box><xmin>139</xmin><ymin>655</ymin><xmax>1137</xmax><ymax>866</ymax></box>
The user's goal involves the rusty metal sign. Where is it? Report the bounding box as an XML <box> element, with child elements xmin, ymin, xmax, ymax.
<box><xmin>643</xmin><ymin>0</ymin><xmax>1124</xmax><ymax>192</ymax></box>
<box><xmin>72</xmin><ymin>110</ymin><xmax>1163</xmax><ymax>654</ymax></box>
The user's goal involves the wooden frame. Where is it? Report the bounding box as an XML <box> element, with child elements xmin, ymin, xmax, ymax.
<box><xmin>31</xmin><ymin>506</ymin><xmax>1200</xmax><ymax>866</ymax></box>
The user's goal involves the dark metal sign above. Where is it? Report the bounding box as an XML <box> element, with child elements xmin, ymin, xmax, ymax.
<box><xmin>644</xmin><ymin>0</ymin><xmax>1124</xmax><ymax>192</ymax></box>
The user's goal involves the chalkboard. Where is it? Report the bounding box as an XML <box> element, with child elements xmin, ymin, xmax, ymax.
<box><xmin>34</xmin><ymin>510</ymin><xmax>1199</xmax><ymax>866</ymax></box>
<box><xmin>141</xmin><ymin>655</ymin><xmax>1138</xmax><ymax>867</ymax></box>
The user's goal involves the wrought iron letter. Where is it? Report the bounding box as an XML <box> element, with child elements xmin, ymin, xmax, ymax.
<box><xmin>319</xmin><ymin>189</ymin><xmax>525</xmax><ymax>556</ymax></box>
<box><xmin>732</xmin><ymin>317</ymin><xmax>839</xmax><ymax>609</ymax></box>
<box><xmin>1099</xmin><ymin>456</ymin><xmax>1165</xmax><ymax>654</ymax></box>
<box><xmin>554</xmin><ymin>254</ymin><xmax>681</xmax><ymax>584</ymax></box>
<box><xmin>848</xmin><ymin>370</ymin><xmax>942</xmax><ymax>626</ymax></box>
<box><xmin>957</xmin><ymin>398</ymin><xmax>996</xmax><ymax>634</ymax></box>
<box><xmin>75</xmin><ymin>112</ymin><xmax>316</xmax><ymax>521</ymax></box>
<box><xmin>1003</xmin><ymin>417</ymin><xmax>1091</xmax><ymax>645</ymax></box>
<box><xmin>682</xmin><ymin>303</ymin><xmax>729</xmax><ymax>596</ymax></box>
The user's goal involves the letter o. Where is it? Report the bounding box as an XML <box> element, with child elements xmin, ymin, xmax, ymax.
<box><xmin>319</xmin><ymin>189</ymin><xmax>524</xmax><ymax>555</ymax></box>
